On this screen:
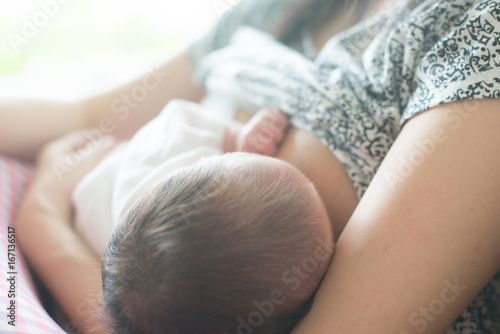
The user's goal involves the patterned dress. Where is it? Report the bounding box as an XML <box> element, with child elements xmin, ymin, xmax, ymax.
<box><xmin>188</xmin><ymin>0</ymin><xmax>500</xmax><ymax>332</ymax></box>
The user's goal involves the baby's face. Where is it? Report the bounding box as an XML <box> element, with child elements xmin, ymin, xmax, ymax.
<box><xmin>212</xmin><ymin>152</ymin><xmax>334</xmax><ymax>244</ymax></box>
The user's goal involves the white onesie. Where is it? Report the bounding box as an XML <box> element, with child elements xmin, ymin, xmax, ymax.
<box><xmin>72</xmin><ymin>99</ymin><xmax>228</xmax><ymax>255</ymax></box>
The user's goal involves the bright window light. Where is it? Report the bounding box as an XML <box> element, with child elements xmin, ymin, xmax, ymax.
<box><xmin>0</xmin><ymin>0</ymin><xmax>239</xmax><ymax>98</ymax></box>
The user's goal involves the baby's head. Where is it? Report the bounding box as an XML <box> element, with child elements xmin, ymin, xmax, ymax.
<box><xmin>101</xmin><ymin>152</ymin><xmax>334</xmax><ymax>334</ymax></box>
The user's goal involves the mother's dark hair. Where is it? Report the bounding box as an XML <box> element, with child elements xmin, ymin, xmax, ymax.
<box><xmin>274</xmin><ymin>0</ymin><xmax>366</xmax><ymax>45</ymax></box>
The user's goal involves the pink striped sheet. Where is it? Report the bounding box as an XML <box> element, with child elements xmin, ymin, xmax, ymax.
<box><xmin>0</xmin><ymin>155</ymin><xmax>66</xmax><ymax>333</ymax></box>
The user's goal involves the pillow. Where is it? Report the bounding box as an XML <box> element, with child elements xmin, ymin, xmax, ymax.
<box><xmin>0</xmin><ymin>154</ymin><xmax>67</xmax><ymax>333</ymax></box>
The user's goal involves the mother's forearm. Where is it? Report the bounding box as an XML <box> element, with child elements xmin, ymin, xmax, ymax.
<box><xmin>0</xmin><ymin>99</ymin><xmax>88</xmax><ymax>161</ymax></box>
<box><xmin>85</xmin><ymin>51</ymin><xmax>206</xmax><ymax>140</ymax></box>
<box><xmin>0</xmin><ymin>51</ymin><xmax>205</xmax><ymax>161</ymax></box>
<box><xmin>17</xmin><ymin>181</ymin><xmax>105</xmax><ymax>333</ymax></box>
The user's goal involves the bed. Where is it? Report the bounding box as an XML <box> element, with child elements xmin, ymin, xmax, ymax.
<box><xmin>0</xmin><ymin>154</ymin><xmax>66</xmax><ymax>333</ymax></box>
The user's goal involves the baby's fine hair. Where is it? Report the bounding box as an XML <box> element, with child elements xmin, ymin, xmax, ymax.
<box><xmin>100</xmin><ymin>154</ymin><xmax>333</xmax><ymax>334</ymax></box>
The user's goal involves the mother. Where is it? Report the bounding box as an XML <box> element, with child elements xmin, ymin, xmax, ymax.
<box><xmin>4</xmin><ymin>0</ymin><xmax>500</xmax><ymax>333</ymax></box>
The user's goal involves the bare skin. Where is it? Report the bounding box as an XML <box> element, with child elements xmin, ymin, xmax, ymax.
<box><xmin>229</xmin><ymin>108</ymin><xmax>289</xmax><ymax>157</ymax></box>
<box><xmin>292</xmin><ymin>100</ymin><xmax>500</xmax><ymax>334</ymax></box>
<box><xmin>8</xmin><ymin>0</ymin><xmax>500</xmax><ymax>332</ymax></box>
<box><xmin>0</xmin><ymin>53</ymin><xmax>204</xmax><ymax>161</ymax></box>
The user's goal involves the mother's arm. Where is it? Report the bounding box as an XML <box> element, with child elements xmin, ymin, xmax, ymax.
<box><xmin>0</xmin><ymin>51</ymin><xmax>203</xmax><ymax>161</ymax></box>
<box><xmin>292</xmin><ymin>98</ymin><xmax>500</xmax><ymax>334</ymax></box>
<box><xmin>17</xmin><ymin>132</ymin><xmax>119</xmax><ymax>333</ymax></box>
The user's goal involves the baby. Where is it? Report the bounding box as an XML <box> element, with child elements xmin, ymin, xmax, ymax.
<box><xmin>72</xmin><ymin>99</ymin><xmax>290</xmax><ymax>256</ymax></box>
<box><xmin>72</xmin><ymin>100</ymin><xmax>334</xmax><ymax>334</ymax></box>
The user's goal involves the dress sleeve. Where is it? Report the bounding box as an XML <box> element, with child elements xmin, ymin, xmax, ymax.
<box><xmin>187</xmin><ymin>0</ymin><xmax>301</xmax><ymax>68</ymax></box>
<box><xmin>402</xmin><ymin>0</ymin><xmax>500</xmax><ymax>124</ymax></box>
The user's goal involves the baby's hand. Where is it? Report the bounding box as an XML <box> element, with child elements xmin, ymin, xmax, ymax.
<box><xmin>237</xmin><ymin>108</ymin><xmax>289</xmax><ymax>157</ymax></box>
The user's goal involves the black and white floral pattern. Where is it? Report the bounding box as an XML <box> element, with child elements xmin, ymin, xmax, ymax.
<box><xmin>188</xmin><ymin>0</ymin><xmax>500</xmax><ymax>332</ymax></box>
